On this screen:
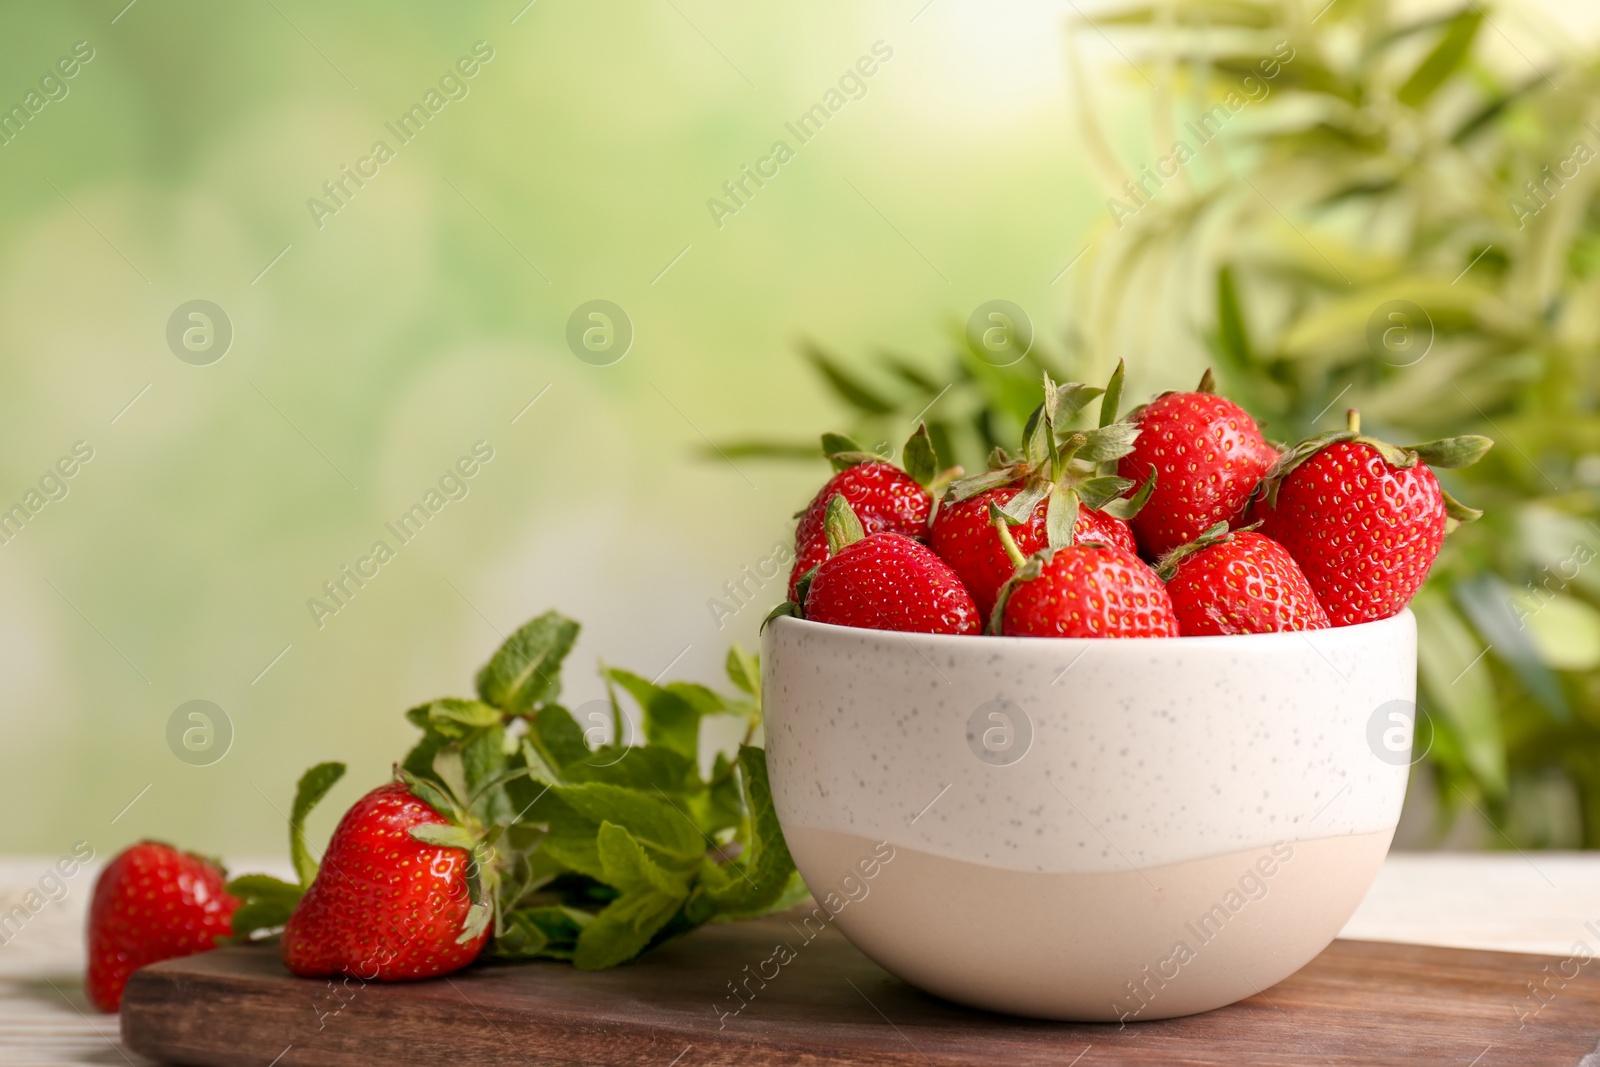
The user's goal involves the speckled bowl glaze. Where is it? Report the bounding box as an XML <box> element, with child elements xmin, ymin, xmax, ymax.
<box><xmin>761</xmin><ymin>611</ymin><xmax>1417</xmax><ymax>1022</ymax></box>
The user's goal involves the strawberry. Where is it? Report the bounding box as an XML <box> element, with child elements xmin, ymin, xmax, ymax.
<box><xmin>86</xmin><ymin>842</ymin><xmax>239</xmax><ymax>1011</ymax></box>
<box><xmin>930</xmin><ymin>486</ymin><xmax>1137</xmax><ymax>619</ymax></box>
<box><xmin>281</xmin><ymin>780</ymin><xmax>490</xmax><ymax>981</ymax></box>
<box><xmin>787</xmin><ymin>426</ymin><xmax>946</xmax><ymax>600</ymax></box>
<box><xmin>1249</xmin><ymin>411</ymin><xmax>1492</xmax><ymax>626</ymax></box>
<box><xmin>999</xmin><ymin>540</ymin><xmax>1179</xmax><ymax>639</ymax></box>
<box><xmin>1156</xmin><ymin>523</ymin><xmax>1329</xmax><ymax>636</ymax></box>
<box><xmin>935</xmin><ymin>364</ymin><xmax>1153</xmax><ymax>617</ymax></box>
<box><xmin>1117</xmin><ymin>370</ymin><xmax>1280</xmax><ymax>559</ymax></box>
<box><xmin>785</xmin><ymin>496</ymin><xmax>981</xmax><ymax>635</ymax></box>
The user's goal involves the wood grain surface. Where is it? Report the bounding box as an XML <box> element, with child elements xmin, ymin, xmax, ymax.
<box><xmin>120</xmin><ymin>915</ymin><xmax>1600</xmax><ymax>1067</ymax></box>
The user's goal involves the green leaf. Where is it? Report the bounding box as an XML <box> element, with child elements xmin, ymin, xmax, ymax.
<box><xmin>424</xmin><ymin>698</ymin><xmax>503</xmax><ymax>733</ymax></box>
<box><xmin>518</xmin><ymin>737</ymin><xmax>563</xmax><ymax>787</ymax></box>
<box><xmin>597</xmin><ymin>821</ymin><xmax>695</xmax><ymax>896</ymax></box>
<box><xmin>490</xmin><ymin>906</ymin><xmax>591</xmax><ymax>960</ymax></box>
<box><xmin>902</xmin><ymin>423</ymin><xmax>938</xmax><ymax>487</ymax></box>
<box><xmin>474</xmin><ymin>611</ymin><xmax>581</xmax><ymax>715</ymax></box>
<box><xmin>1215</xmin><ymin>264</ymin><xmax>1253</xmax><ymax>373</ymax></box>
<box><xmin>1397</xmin><ymin>8</ymin><xmax>1483</xmax><ymax>109</ymax></box>
<box><xmin>1415</xmin><ymin>591</ymin><xmax>1506</xmax><ymax>796</ymax></box>
<box><xmin>701</xmin><ymin>747</ymin><xmax>797</xmax><ymax>918</ymax></box>
<box><xmin>552</xmin><ymin>782</ymin><xmax>707</xmax><ymax>858</ymax></box>
<box><xmin>563</xmin><ymin>746</ymin><xmax>700</xmax><ymax>795</ymax></box>
<box><xmin>607</xmin><ymin>670</ymin><xmax>714</xmax><ymax>759</ymax></box>
<box><xmin>462</xmin><ymin>724</ymin><xmax>510</xmax><ymax>815</ymax></box>
<box><xmin>572</xmin><ymin>886</ymin><xmax>684</xmax><ymax>971</ymax></box>
<box><xmin>1454</xmin><ymin>576</ymin><xmax>1568</xmax><ymax>720</ymax></box>
<box><xmin>531</xmin><ymin>704</ymin><xmax>591</xmax><ymax>769</ymax></box>
<box><xmin>289</xmin><ymin>762</ymin><xmax>345</xmax><ymax>888</ymax></box>
<box><xmin>804</xmin><ymin>345</ymin><xmax>896</xmax><ymax>415</ymax></box>
<box><xmin>400</xmin><ymin>728</ymin><xmax>449</xmax><ymax>783</ymax></box>
<box><xmin>725</xmin><ymin>645</ymin><xmax>760</xmax><ymax>698</ymax></box>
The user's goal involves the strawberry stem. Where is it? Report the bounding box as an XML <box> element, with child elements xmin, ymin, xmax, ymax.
<box><xmin>988</xmin><ymin>502</ymin><xmax>1029</xmax><ymax>569</ymax></box>
<box><xmin>1347</xmin><ymin>408</ymin><xmax>1361</xmax><ymax>434</ymax></box>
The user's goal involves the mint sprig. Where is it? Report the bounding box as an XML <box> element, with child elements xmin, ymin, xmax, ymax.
<box><xmin>238</xmin><ymin>608</ymin><xmax>801</xmax><ymax>972</ymax></box>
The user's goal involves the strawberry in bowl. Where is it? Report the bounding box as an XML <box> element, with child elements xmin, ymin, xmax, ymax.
<box><xmin>759</xmin><ymin>367</ymin><xmax>1493</xmax><ymax>1022</ymax></box>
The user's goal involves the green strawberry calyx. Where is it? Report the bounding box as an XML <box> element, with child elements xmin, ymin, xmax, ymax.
<box><xmin>763</xmin><ymin>494</ymin><xmax>865</xmax><ymax>628</ymax></box>
<box><xmin>1154</xmin><ymin>520</ymin><xmax>1261</xmax><ymax>582</ymax></box>
<box><xmin>820</xmin><ymin>422</ymin><xmax>959</xmax><ymax>494</ymax></box>
<box><xmin>947</xmin><ymin>364</ymin><xmax>1154</xmax><ymax>550</ymax></box>
<box><xmin>395</xmin><ymin>768</ymin><xmax>497</xmax><ymax>945</ymax></box>
<box><xmin>1250</xmin><ymin>408</ymin><xmax>1493</xmax><ymax>523</ymax></box>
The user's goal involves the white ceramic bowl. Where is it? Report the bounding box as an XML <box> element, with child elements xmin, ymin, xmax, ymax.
<box><xmin>761</xmin><ymin>611</ymin><xmax>1417</xmax><ymax>1022</ymax></box>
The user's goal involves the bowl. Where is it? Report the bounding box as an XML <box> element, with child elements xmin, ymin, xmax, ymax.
<box><xmin>760</xmin><ymin>610</ymin><xmax>1417</xmax><ymax>1022</ymax></box>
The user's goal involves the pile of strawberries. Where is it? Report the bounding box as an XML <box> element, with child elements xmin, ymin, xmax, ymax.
<box><xmin>773</xmin><ymin>365</ymin><xmax>1492</xmax><ymax>639</ymax></box>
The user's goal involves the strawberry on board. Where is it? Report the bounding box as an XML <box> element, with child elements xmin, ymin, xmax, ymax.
<box><xmin>1249</xmin><ymin>410</ymin><xmax>1493</xmax><ymax>627</ymax></box>
<box><xmin>86</xmin><ymin>842</ymin><xmax>240</xmax><ymax>1011</ymax></box>
<box><xmin>1117</xmin><ymin>369</ymin><xmax>1280</xmax><ymax>559</ymax></box>
<box><xmin>932</xmin><ymin>364</ymin><xmax>1153</xmax><ymax>617</ymax></box>
<box><xmin>1156</xmin><ymin>522</ymin><xmax>1329</xmax><ymax>636</ymax></box>
<box><xmin>787</xmin><ymin>425</ymin><xmax>948</xmax><ymax>601</ymax></box>
<box><xmin>281</xmin><ymin>779</ymin><xmax>492</xmax><ymax>982</ymax></box>
<box><xmin>989</xmin><ymin>504</ymin><xmax>1179</xmax><ymax>638</ymax></box>
<box><xmin>779</xmin><ymin>495</ymin><xmax>981</xmax><ymax>635</ymax></box>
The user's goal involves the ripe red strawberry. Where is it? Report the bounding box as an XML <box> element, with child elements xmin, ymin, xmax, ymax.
<box><xmin>791</xmin><ymin>495</ymin><xmax>980</xmax><ymax>635</ymax></box>
<box><xmin>87</xmin><ymin>842</ymin><xmax>239</xmax><ymax>1011</ymax></box>
<box><xmin>788</xmin><ymin>427</ymin><xmax>946</xmax><ymax>600</ymax></box>
<box><xmin>1157</xmin><ymin>524</ymin><xmax>1329</xmax><ymax>636</ymax></box>
<box><xmin>1001</xmin><ymin>542</ymin><xmax>1179</xmax><ymax>638</ymax></box>
<box><xmin>790</xmin><ymin>462</ymin><xmax>930</xmax><ymax>599</ymax></box>
<box><xmin>930</xmin><ymin>486</ymin><xmax>1137</xmax><ymax>619</ymax></box>
<box><xmin>1117</xmin><ymin>372</ymin><xmax>1279</xmax><ymax>559</ymax></box>
<box><xmin>1249</xmin><ymin>414</ymin><xmax>1492</xmax><ymax>626</ymax></box>
<box><xmin>281</xmin><ymin>781</ymin><xmax>489</xmax><ymax>981</ymax></box>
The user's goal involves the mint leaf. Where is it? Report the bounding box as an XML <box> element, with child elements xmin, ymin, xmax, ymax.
<box><xmin>561</xmin><ymin>746</ymin><xmax>699</xmax><ymax>793</ymax></box>
<box><xmin>475</xmin><ymin>611</ymin><xmax>580</xmax><ymax>714</ymax></box>
<box><xmin>428</xmin><ymin>698</ymin><xmax>504</xmax><ymax>732</ymax></box>
<box><xmin>531</xmin><ymin>704</ymin><xmax>590</xmax><ymax>768</ymax></box>
<box><xmin>552</xmin><ymin>782</ymin><xmax>707</xmax><ymax>859</ymax></box>
<box><xmin>724</xmin><ymin>645</ymin><xmax>760</xmax><ymax>698</ymax></box>
<box><xmin>702</xmin><ymin>746</ymin><xmax>797</xmax><ymax>917</ymax></box>
<box><xmin>573</xmin><ymin>886</ymin><xmax>685</xmax><ymax>971</ymax></box>
<box><xmin>607</xmin><ymin>671</ymin><xmax>724</xmax><ymax>759</ymax></box>
<box><xmin>490</xmin><ymin>905</ymin><xmax>591</xmax><ymax>960</ymax></box>
<box><xmin>289</xmin><ymin>762</ymin><xmax>345</xmax><ymax>887</ymax></box>
<box><xmin>596</xmin><ymin>822</ymin><xmax>694</xmax><ymax>896</ymax></box>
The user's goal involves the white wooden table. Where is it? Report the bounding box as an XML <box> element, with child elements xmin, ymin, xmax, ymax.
<box><xmin>2</xmin><ymin>854</ymin><xmax>1595</xmax><ymax>1065</ymax></box>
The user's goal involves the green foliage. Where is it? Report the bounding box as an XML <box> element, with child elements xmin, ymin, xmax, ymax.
<box><xmin>723</xmin><ymin>1</ymin><xmax>1600</xmax><ymax>849</ymax></box>
<box><xmin>1071</xmin><ymin>0</ymin><xmax>1600</xmax><ymax>848</ymax></box>
<box><xmin>410</xmin><ymin>613</ymin><xmax>794</xmax><ymax>967</ymax></box>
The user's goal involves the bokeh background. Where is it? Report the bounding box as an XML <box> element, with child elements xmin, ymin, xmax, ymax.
<box><xmin>1</xmin><ymin>0</ymin><xmax>1596</xmax><ymax>860</ymax></box>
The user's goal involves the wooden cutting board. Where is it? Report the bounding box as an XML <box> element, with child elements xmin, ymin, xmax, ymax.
<box><xmin>121</xmin><ymin>914</ymin><xmax>1599</xmax><ymax>1067</ymax></box>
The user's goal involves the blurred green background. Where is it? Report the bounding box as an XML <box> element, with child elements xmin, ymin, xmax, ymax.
<box><xmin>0</xmin><ymin>0</ymin><xmax>1595</xmax><ymax>859</ymax></box>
